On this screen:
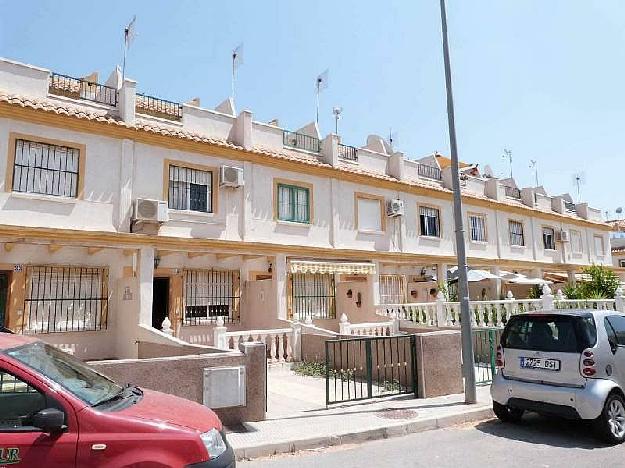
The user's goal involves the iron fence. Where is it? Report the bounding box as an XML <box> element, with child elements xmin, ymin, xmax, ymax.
<box><xmin>289</xmin><ymin>273</ymin><xmax>336</xmax><ymax>320</ymax></box>
<box><xmin>136</xmin><ymin>93</ymin><xmax>183</xmax><ymax>120</ymax></box>
<box><xmin>473</xmin><ymin>328</ymin><xmax>503</xmax><ymax>385</ymax></box>
<box><xmin>325</xmin><ymin>335</ymin><xmax>417</xmax><ymax>405</ymax></box>
<box><xmin>338</xmin><ymin>144</ymin><xmax>358</xmax><ymax>162</ymax></box>
<box><xmin>418</xmin><ymin>164</ymin><xmax>442</xmax><ymax>180</ymax></box>
<box><xmin>504</xmin><ymin>185</ymin><xmax>522</xmax><ymax>199</ymax></box>
<box><xmin>183</xmin><ymin>270</ymin><xmax>240</xmax><ymax>325</ymax></box>
<box><xmin>49</xmin><ymin>73</ymin><xmax>117</xmax><ymax>106</ymax></box>
<box><xmin>283</xmin><ymin>131</ymin><xmax>321</xmax><ymax>153</ymax></box>
<box><xmin>22</xmin><ymin>266</ymin><xmax>109</xmax><ymax>334</ymax></box>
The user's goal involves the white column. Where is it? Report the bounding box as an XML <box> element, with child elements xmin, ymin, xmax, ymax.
<box><xmin>138</xmin><ymin>247</ymin><xmax>155</xmax><ymax>327</ymax></box>
<box><xmin>436</xmin><ymin>263</ymin><xmax>448</xmax><ymax>287</ymax></box>
<box><xmin>274</xmin><ymin>254</ymin><xmax>288</xmax><ymax>321</ymax></box>
<box><xmin>492</xmin><ymin>266</ymin><xmax>502</xmax><ymax>299</ymax></box>
<box><xmin>370</xmin><ymin>260</ymin><xmax>381</xmax><ymax>306</ymax></box>
<box><xmin>117</xmin><ymin>139</ymin><xmax>135</xmax><ymax>232</ymax></box>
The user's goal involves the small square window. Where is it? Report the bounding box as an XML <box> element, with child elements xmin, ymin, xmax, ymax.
<box><xmin>357</xmin><ymin>196</ymin><xmax>383</xmax><ymax>232</ymax></box>
<box><xmin>168</xmin><ymin>165</ymin><xmax>213</xmax><ymax>213</ymax></box>
<box><xmin>419</xmin><ymin>206</ymin><xmax>440</xmax><ymax>237</ymax></box>
<box><xmin>509</xmin><ymin>220</ymin><xmax>525</xmax><ymax>246</ymax></box>
<box><xmin>469</xmin><ymin>214</ymin><xmax>487</xmax><ymax>242</ymax></box>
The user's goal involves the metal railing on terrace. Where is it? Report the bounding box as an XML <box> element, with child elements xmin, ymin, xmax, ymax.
<box><xmin>564</xmin><ymin>201</ymin><xmax>576</xmax><ymax>212</ymax></box>
<box><xmin>283</xmin><ymin>131</ymin><xmax>321</xmax><ymax>153</ymax></box>
<box><xmin>338</xmin><ymin>143</ymin><xmax>358</xmax><ymax>162</ymax></box>
<box><xmin>135</xmin><ymin>93</ymin><xmax>183</xmax><ymax>121</ymax></box>
<box><xmin>49</xmin><ymin>73</ymin><xmax>118</xmax><ymax>106</ymax></box>
<box><xmin>504</xmin><ymin>185</ymin><xmax>522</xmax><ymax>199</ymax></box>
<box><xmin>418</xmin><ymin>164</ymin><xmax>442</xmax><ymax>180</ymax></box>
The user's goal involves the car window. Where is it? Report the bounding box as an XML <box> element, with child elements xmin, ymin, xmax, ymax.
<box><xmin>606</xmin><ymin>315</ymin><xmax>625</xmax><ymax>346</ymax></box>
<box><xmin>0</xmin><ymin>370</ymin><xmax>46</xmax><ymax>431</ymax></box>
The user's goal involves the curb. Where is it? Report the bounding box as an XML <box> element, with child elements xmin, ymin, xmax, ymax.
<box><xmin>233</xmin><ymin>406</ymin><xmax>494</xmax><ymax>461</ymax></box>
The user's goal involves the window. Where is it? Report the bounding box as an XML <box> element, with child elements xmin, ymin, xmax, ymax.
<box><xmin>183</xmin><ymin>270</ymin><xmax>240</xmax><ymax>324</ymax></box>
<box><xmin>509</xmin><ymin>220</ymin><xmax>525</xmax><ymax>246</ymax></box>
<box><xmin>12</xmin><ymin>138</ymin><xmax>80</xmax><ymax>197</ymax></box>
<box><xmin>594</xmin><ymin>235</ymin><xmax>605</xmax><ymax>257</ymax></box>
<box><xmin>570</xmin><ymin>230</ymin><xmax>583</xmax><ymax>254</ymax></box>
<box><xmin>620</xmin><ymin>259</ymin><xmax>625</xmax><ymax>268</ymax></box>
<box><xmin>290</xmin><ymin>273</ymin><xmax>336</xmax><ymax>319</ymax></box>
<box><xmin>606</xmin><ymin>316</ymin><xmax>625</xmax><ymax>345</ymax></box>
<box><xmin>469</xmin><ymin>214</ymin><xmax>487</xmax><ymax>242</ymax></box>
<box><xmin>356</xmin><ymin>195</ymin><xmax>383</xmax><ymax>232</ymax></box>
<box><xmin>0</xmin><ymin>370</ymin><xmax>45</xmax><ymax>431</ymax></box>
<box><xmin>419</xmin><ymin>206</ymin><xmax>440</xmax><ymax>237</ymax></box>
<box><xmin>21</xmin><ymin>266</ymin><xmax>109</xmax><ymax>334</ymax></box>
<box><xmin>379</xmin><ymin>275</ymin><xmax>406</xmax><ymax>304</ymax></box>
<box><xmin>542</xmin><ymin>227</ymin><xmax>556</xmax><ymax>250</ymax></box>
<box><xmin>277</xmin><ymin>183</ymin><xmax>310</xmax><ymax>223</ymax></box>
<box><xmin>168</xmin><ymin>165</ymin><xmax>213</xmax><ymax>213</ymax></box>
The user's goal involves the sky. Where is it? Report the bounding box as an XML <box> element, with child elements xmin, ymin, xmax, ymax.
<box><xmin>0</xmin><ymin>1</ymin><xmax>623</xmax><ymax>216</ymax></box>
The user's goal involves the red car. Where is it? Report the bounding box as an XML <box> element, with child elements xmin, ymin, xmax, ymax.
<box><xmin>0</xmin><ymin>333</ymin><xmax>235</xmax><ymax>467</ymax></box>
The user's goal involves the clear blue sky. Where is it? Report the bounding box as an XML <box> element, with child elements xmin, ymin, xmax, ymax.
<box><xmin>1</xmin><ymin>1</ymin><xmax>622</xmax><ymax>215</ymax></box>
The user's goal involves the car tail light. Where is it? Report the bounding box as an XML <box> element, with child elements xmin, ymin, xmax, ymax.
<box><xmin>496</xmin><ymin>345</ymin><xmax>505</xmax><ymax>368</ymax></box>
<box><xmin>581</xmin><ymin>348</ymin><xmax>596</xmax><ymax>378</ymax></box>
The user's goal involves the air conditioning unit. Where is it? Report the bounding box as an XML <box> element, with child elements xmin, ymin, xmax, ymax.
<box><xmin>220</xmin><ymin>165</ymin><xmax>244</xmax><ymax>188</ymax></box>
<box><xmin>558</xmin><ymin>230</ymin><xmax>570</xmax><ymax>242</ymax></box>
<box><xmin>386</xmin><ymin>199</ymin><xmax>405</xmax><ymax>217</ymax></box>
<box><xmin>133</xmin><ymin>198</ymin><xmax>169</xmax><ymax>223</ymax></box>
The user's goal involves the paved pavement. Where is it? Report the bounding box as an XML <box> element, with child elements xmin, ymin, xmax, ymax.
<box><xmin>240</xmin><ymin>413</ymin><xmax>624</xmax><ymax>467</ymax></box>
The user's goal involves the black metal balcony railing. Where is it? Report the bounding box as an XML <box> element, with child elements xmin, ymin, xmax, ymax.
<box><xmin>283</xmin><ymin>131</ymin><xmax>321</xmax><ymax>153</ymax></box>
<box><xmin>504</xmin><ymin>185</ymin><xmax>522</xmax><ymax>199</ymax></box>
<box><xmin>49</xmin><ymin>73</ymin><xmax>118</xmax><ymax>106</ymax></box>
<box><xmin>135</xmin><ymin>93</ymin><xmax>183</xmax><ymax>121</ymax></box>
<box><xmin>564</xmin><ymin>201</ymin><xmax>576</xmax><ymax>212</ymax></box>
<box><xmin>418</xmin><ymin>164</ymin><xmax>442</xmax><ymax>180</ymax></box>
<box><xmin>338</xmin><ymin>143</ymin><xmax>358</xmax><ymax>162</ymax></box>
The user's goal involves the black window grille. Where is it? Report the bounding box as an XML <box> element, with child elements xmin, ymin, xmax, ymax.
<box><xmin>509</xmin><ymin>220</ymin><xmax>525</xmax><ymax>246</ymax></box>
<box><xmin>136</xmin><ymin>93</ymin><xmax>183</xmax><ymax>121</ymax></box>
<box><xmin>469</xmin><ymin>215</ymin><xmax>487</xmax><ymax>242</ymax></box>
<box><xmin>418</xmin><ymin>164</ymin><xmax>442</xmax><ymax>180</ymax></box>
<box><xmin>49</xmin><ymin>73</ymin><xmax>117</xmax><ymax>106</ymax></box>
<box><xmin>419</xmin><ymin>206</ymin><xmax>440</xmax><ymax>237</ymax></box>
<box><xmin>289</xmin><ymin>273</ymin><xmax>336</xmax><ymax>320</ymax></box>
<box><xmin>283</xmin><ymin>131</ymin><xmax>321</xmax><ymax>153</ymax></box>
<box><xmin>183</xmin><ymin>270</ymin><xmax>240</xmax><ymax>325</ymax></box>
<box><xmin>12</xmin><ymin>139</ymin><xmax>79</xmax><ymax>198</ymax></box>
<box><xmin>168</xmin><ymin>165</ymin><xmax>213</xmax><ymax>213</ymax></box>
<box><xmin>504</xmin><ymin>185</ymin><xmax>521</xmax><ymax>199</ymax></box>
<box><xmin>338</xmin><ymin>144</ymin><xmax>358</xmax><ymax>162</ymax></box>
<box><xmin>543</xmin><ymin>227</ymin><xmax>556</xmax><ymax>250</ymax></box>
<box><xmin>22</xmin><ymin>266</ymin><xmax>108</xmax><ymax>334</ymax></box>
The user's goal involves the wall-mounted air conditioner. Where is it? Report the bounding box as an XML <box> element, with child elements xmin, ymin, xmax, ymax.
<box><xmin>133</xmin><ymin>198</ymin><xmax>169</xmax><ymax>223</ymax></box>
<box><xmin>558</xmin><ymin>230</ymin><xmax>570</xmax><ymax>242</ymax></box>
<box><xmin>220</xmin><ymin>165</ymin><xmax>244</xmax><ymax>188</ymax></box>
<box><xmin>386</xmin><ymin>199</ymin><xmax>405</xmax><ymax>217</ymax></box>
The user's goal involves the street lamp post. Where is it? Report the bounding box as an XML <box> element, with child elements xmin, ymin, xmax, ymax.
<box><xmin>438</xmin><ymin>0</ymin><xmax>477</xmax><ymax>404</ymax></box>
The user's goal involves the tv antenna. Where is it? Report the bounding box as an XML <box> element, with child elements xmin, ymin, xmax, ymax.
<box><xmin>572</xmin><ymin>172</ymin><xmax>586</xmax><ymax>202</ymax></box>
<box><xmin>332</xmin><ymin>107</ymin><xmax>342</xmax><ymax>135</ymax></box>
<box><xmin>121</xmin><ymin>15</ymin><xmax>137</xmax><ymax>82</ymax></box>
<box><xmin>315</xmin><ymin>69</ymin><xmax>329</xmax><ymax>124</ymax></box>
<box><xmin>529</xmin><ymin>159</ymin><xmax>539</xmax><ymax>186</ymax></box>
<box><xmin>231</xmin><ymin>43</ymin><xmax>244</xmax><ymax>101</ymax></box>
<box><xmin>502</xmin><ymin>148</ymin><xmax>513</xmax><ymax>178</ymax></box>
<box><xmin>388</xmin><ymin>128</ymin><xmax>398</xmax><ymax>150</ymax></box>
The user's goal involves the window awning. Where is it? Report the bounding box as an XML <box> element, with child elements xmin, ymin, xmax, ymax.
<box><xmin>289</xmin><ymin>260</ymin><xmax>376</xmax><ymax>275</ymax></box>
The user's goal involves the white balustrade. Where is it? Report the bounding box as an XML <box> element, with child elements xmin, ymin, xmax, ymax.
<box><xmin>219</xmin><ymin>328</ymin><xmax>294</xmax><ymax>362</ymax></box>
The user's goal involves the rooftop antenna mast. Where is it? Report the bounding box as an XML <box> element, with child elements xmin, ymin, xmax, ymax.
<box><xmin>122</xmin><ymin>15</ymin><xmax>137</xmax><ymax>83</ymax></box>
<box><xmin>315</xmin><ymin>69</ymin><xmax>329</xmax><ymax>124</ymax></box>
<box><xmin>572</xmin><ymin>172</ymin><xmax>586</xmax><ymax>203</ymax></box>
<box><xmin>529</xmin><ymin>159</ymin><xmax>539</xmax><ymax>186</ymax></box>
<box><xmin>231</xmin><ymin>43</ymin><xmax>244</xmax><ymax>102</ymax></box>
<box><xmin>388</xmin><ymin>128</ymin><xmax>398</xmax><ymax>151</ymax></box>
<box><xmin>332</xmin><ymin>107</ymin><xmax>342</xmax><ymax>135</ymax></box>
<box><xmin>503</xmin><ymin>148</ymin><xmax>513</xmax><ymax>178</ymax></box>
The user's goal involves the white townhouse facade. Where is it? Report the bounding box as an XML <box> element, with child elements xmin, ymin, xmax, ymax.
<box><xmin>0</xmin><ymin>58</ymin><xmax>612</xmax><ymax>360</ymax></box>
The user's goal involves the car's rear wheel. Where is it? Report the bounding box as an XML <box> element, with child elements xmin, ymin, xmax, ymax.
<box><xmin>594</xmin><ymin>392</ymin><xmax>625</xmax><ymax>444</ymax></box>
<box><xmin>493</xmin><ymin>401</ymin><xmax>524</xmax><ymax>423</ymax></box>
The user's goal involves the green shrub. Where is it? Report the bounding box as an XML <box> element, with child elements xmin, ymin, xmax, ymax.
<box><xmin>561</xmin><ymin>265</ymin><xmax>620</xmax><ymax>299</ymax></box>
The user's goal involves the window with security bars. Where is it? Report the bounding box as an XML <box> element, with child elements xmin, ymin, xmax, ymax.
<box><xmin>509</xmin><ymin>220</ymin><xmax>525</xmax><ymax>246</ymax></box>
<box><xmin>379</xmin><ymin>275</ymin><xmax>406</xmax><ymax>304</ymax></box>
<box><xmin>183</xmin><ymin>270</ymin><xmax>240</xmax><ymax>325</ymax></box>
<box><xmin>168</xmin><ymin>165</ymin><xmax>213</xmax><ymax>213</ymax></box>
<box><xmin>290</xmin><ymin>273</ymin><xmax>335</xmax><ymax>319</ymax></box>
<box><xmin>469</xmin><ymin>215</ymin><xmax>487</xmax><ymax>242</ymax></box>
<box><xmin>543</xmin><ymin>227</ymin><xmax>556</xmax><ymax>250</ymax></box>
<box><xmin>12</xmin><ymin>139</ymin><xmax>80</xmax><ymax>197</ymax></box>
<box><xmin>278</xmin><ymin>184</ymin><xmax>310</xmax><ymax>223</ymax></box>
<box><xmin>419</xmin><ymin>206</ymin><xmax>440</xmax><ymax>237</ymax></box>
<box><xmin>22</xmin><ymin>266</ymin><xmax>108</xmax><ymax>334</ymax></box>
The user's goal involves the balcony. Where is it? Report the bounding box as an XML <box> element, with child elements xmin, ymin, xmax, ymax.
<box><xmin>283</xmin><ymin>131</ymin><xmax>320</xmax><ymax>153</ymax></box>
<box><xmin>417</xmin><ymin>164</ymin><xmax>442</xmax><ymax>180</ymax></box>
<box><xmin>338</xmin><ymin>143</ymin><xmax>358</xmax><ymax>162</ymax></box>
<box><xmin>504</xmin><ymin>185</ymin><xmax>521</xmax><ymax>199</ymax></box>
<box><xmin>135</xmin><ymin>93</ymin><xmax>183</xmax><ymax>121</ymax></box>
<box><xmin>49</xmin><ymin>72</ymin><xmax>117</xmax><ymax>106</ymax></box>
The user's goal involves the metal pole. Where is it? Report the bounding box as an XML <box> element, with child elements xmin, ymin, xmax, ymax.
<box><xmin>316</xmin><ymin>83</ymin><xmax>320</xmax><ymax>124</ymax></box>
<box><xmin>438</xmin><ymin>0</ymin><xmax>476</xmax><ymax>404</ymax></box>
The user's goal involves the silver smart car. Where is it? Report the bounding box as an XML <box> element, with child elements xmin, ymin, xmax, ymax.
<box><xmin>491</xmin><ymin>309</ymin><xmax>625</xmax><ymax>443</ymax></box>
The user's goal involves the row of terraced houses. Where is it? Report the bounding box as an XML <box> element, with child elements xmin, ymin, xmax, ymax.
<box><xmin>0</xmin><ymin>57</ymin><xmax>614</xmax><ymax>361</ymax></box>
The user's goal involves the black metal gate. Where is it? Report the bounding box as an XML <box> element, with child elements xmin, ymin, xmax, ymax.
<box><xmin>325</xmin><ymin>335</ymin><xmax>417</xmax><ymax>405</ymax></box>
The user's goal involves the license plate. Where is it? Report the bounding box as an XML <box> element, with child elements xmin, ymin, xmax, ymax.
<box><xmin>519</xmin><ymin>357</ymin><xmax>561</xmax><ymax>371</ymax></box>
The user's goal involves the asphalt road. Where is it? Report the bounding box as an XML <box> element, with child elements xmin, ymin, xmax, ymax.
<box><xmin>240</xmin><ymin>414</ymin><xmax>625</xmax><ymax>467</ymax></box>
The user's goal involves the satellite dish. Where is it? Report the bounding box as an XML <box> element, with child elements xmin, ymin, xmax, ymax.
<box><xmin>483</xmin><ymin>165</ymin><xmax>494</xmax><ymax>178</ymax></box>
<box><xmin>617</xmin><ymin>207</ymin><xmax>623</xmax><ymax>214</ymax></box>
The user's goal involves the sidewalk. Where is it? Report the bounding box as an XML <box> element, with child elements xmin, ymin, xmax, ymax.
<box><xmin>228</xmin><ymin>364</ymin><xmax>494</xmax><ymax>461</ymax></box>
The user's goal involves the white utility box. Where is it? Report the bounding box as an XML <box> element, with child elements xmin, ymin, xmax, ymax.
<box><xmin>203</xmin><ymin>366</ymin><xmax>246</xmax><ymax>408</ymax></box>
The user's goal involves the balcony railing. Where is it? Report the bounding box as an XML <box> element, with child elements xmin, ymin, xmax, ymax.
<box><xmin>418</xmin><ymin>164</ymin><xmax>442</xmax><ymax>180</ymax></box>
<box><xmin>338</xmin><ymin>144</ymin><xmax>358</xmax><ymax>162</ymax></box>
<box><xmin>49</xmin><ymin>73</ymin><xmax>118</xmax><ymax>106</ymax></box>
<box><xmin>283</xmin><ymin>131</ymin><xmax>321</xmax><ymax>153</ymax></box>
<box><xmin>135</xmin><ymin>93</ymin><xmax>183</xmax><ymax>121</ymax></box>
<box><xmin>564</xmin><ymin>201</ymin><xmax>576</xmax><ymax>212</ymax></box>
<box><xmin>504</xmin><ymin>185</ymin><xmax>521</xmax><ymax>199</ymax></box>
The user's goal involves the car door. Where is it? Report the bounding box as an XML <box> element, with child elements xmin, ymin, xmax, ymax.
<box><xmin>0</xmin><ymin>361</ymin><xmax>77</xmax><ymax>467</ymax></box>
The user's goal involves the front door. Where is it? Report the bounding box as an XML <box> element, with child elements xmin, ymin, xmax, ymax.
<box><xmin>152</xmin><ymin>278</ymin><xmax>170</xmax><ymax>330</ymax></box>
<box><xmin>0</xmin><ymin>272</ymin><xmax>8</xmax><ymax>327</ymax></box>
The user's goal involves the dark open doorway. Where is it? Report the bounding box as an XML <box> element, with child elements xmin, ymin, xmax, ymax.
<box><xmin>0</xmin><ymin>272</ymin><xmax>8</xmax><ymax>328</ymax></box>
<box><xmin>152</xmin><ymin>277</ymin><xmax>170</xmax><ymax>330</ymax></box>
